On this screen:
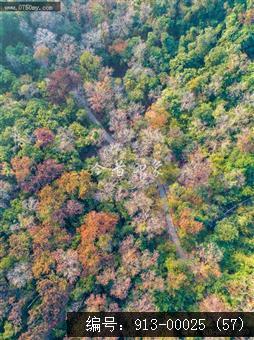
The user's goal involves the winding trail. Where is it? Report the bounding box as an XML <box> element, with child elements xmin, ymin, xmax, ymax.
<box><xmin>73</xmin><ymin>91</ymin><xmax>188</xmax><ymax>260</ymax></box>
<box><xmin>74</xmin><ymin>92</ymin><xmax>114</xmax><ymax>144</ymax></box>
<box><xmin>158</xmin><ymin>183</ymin><xmax>188</xmax><ymax>259</ymax></box>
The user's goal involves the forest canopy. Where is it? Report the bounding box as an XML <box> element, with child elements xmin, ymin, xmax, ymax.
<box><xmin>0</xmin><ymin>0</ymin><xmax>254</xmax><ymax>338</ymax></box>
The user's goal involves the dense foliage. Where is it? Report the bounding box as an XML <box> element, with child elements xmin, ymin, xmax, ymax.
<box><xmin>0</xmin><ymin>0</ymin><xmax>254</xmax><ymax>338</ymax></box>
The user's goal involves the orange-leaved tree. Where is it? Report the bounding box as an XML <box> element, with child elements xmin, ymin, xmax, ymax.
<box><xmin>11</xmin><ymin>156</ymin><xmax>32</xmax><ymax>182</ymax></box>
<box><xmin>78</xmin><ymin>211</ymin><xmax>118</xmax><ymax>275</ymax></box>
<box><xmin>56</xmin><ymin>170</ymin><xmax>91</xmax><ymax>199</ymax></box>
<box><xmin>145</xmin><ymin>103</ymin><xmax>168</xmax><ymax>129</ymax></box>
<box><xmin>178</xmin><ymin>208</ymin><xmax>203</xmax><ymax>235</ymax></box>
<box><xmin>38</xmin><ymin>170</ymin><xmax>91</xmax><ymax>223</ymax></box>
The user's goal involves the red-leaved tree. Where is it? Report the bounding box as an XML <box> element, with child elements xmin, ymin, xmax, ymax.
<box><xmin>47</xmin><ymin>69</ymin><xmax>81</xmax><ymax>104</ymax></box>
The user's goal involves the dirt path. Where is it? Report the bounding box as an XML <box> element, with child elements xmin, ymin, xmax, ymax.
<box><xmin>158</xmin><ymin>183</ymin><xmax>188</xmax><ymax>259</ymax></box>
<box><xmin>74</xmin><ymin>92</ymin><xmax>115</xmax><ymax>144</ymax></box>
<box><xmin>74</xmin><ymin>91</ymin><xmax>188</xmax><ymax>260</ymax></box>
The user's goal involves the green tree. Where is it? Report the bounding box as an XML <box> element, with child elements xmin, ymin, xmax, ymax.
<box><xmin>80</xmin><ymin>51</ymin><xmax>101</xmax><ymax>81</ymax></box>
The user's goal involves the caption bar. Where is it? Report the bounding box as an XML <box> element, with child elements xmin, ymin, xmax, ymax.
<box><xmin>0</xmin><ymin>2</ymin><xmax>60</xmax><ymax>11</ymax></box>
<box><xmin>67</xmin><ymin>312</ymin><xmax>254</xmax><ymax>337</ymax></box>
